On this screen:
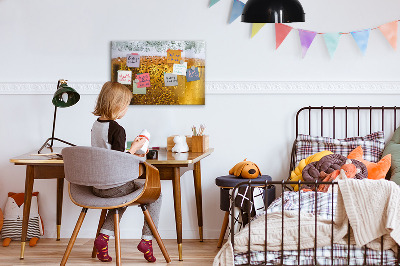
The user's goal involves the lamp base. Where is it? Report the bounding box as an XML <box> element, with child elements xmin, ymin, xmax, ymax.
<box><xmin>38</xmin><ymin>137</ymin><xmax>76</xmax><ymax>154</ymax></box>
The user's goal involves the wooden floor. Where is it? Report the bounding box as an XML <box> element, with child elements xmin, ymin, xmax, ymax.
<box><xmin>0</xmin><ymin>239</ymin><xmax>221</xmax><ymax>265</ymax></box>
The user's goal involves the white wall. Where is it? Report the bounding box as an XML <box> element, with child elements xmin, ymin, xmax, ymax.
<box><xmin>1</xmin><ymin>0</ymin><xmax>400</xmax><ymax>240</ymax></box>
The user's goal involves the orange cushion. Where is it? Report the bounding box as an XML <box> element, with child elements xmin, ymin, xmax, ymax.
<box><xmin>347</xmin><ymin>146</ymin><xmax>391</xmax><ymax>180</ymax></box>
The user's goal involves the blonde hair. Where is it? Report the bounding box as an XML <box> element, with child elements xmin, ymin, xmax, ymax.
<box><xmin>93</xmin><ymin>82</ymin><xmax>133</xmax><ymax>120</ymax></box>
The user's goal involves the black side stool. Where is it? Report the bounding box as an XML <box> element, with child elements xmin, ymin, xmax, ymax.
<box><xmin>215</xmin><ymin>175</ymin><xmax>275</xmax><ymax>248</ymax></box>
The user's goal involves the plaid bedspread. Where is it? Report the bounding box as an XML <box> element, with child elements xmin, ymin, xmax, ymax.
<box><xmin>234</xmin><ymin>244</ymin><xmax>397</xmax><ymax>265</ymax></box>
<box><xmin>234</xmin><ymin>191</ymin><xmax>397</xmax><ymax>265</ymax></box>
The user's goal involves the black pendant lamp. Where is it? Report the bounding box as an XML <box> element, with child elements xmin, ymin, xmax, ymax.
<box><xmin>242</xmin><ymin>0</ymin><xmax>305</xmax><ymax>23</ymax></box>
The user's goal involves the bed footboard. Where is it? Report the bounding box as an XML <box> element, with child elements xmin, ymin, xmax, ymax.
<box><xmin>230</xmin><ymin>180</ymin><xmax>400</xmax><ymax>266</ymax></box>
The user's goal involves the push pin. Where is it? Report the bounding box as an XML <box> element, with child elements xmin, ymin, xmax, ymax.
<box><xmin>191</xmin><ymin>66</ymin><xmax>196</xmax><ymax>70</ymax></box>
<box><xmin>180</xmin><ymin>60</ymin><xmax>185</xmax><ymax>64</ymax></box>
<box><xmin>134</xmin><ymin>79</ymin><xmax>139</xmax><ymax>83</ymax></box>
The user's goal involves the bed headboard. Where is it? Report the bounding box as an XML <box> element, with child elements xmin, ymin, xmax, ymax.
<box><xmin>290</xmin><ymin>106</ymin><xmax>400</xmax><ymax>179</ymax></box>
<box><xmin>295</xmin><ymin>106</ymin><xmax>400</xmax><ymax>138</ymax></box>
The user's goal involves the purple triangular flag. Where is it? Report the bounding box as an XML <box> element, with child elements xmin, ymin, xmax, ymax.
<box><xmin>229</xmin><ymin>0</ymin><xmax>245</xmax><ymax>24</ymax></box>
<box><xmin>298</xmin><ymin>29</ymin><xmax>317</xmax><ymax>58</ymax></box>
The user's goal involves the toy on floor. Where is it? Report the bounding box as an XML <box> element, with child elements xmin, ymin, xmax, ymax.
<box><xmin>1</xmin><ymin>192</ymin><xmax>44</xmax><ymax>247</ymax></box>
<box><xmin>229</xmin><ymin>159</ymin><xmax>261</xmax><ymax>179</ymax></box>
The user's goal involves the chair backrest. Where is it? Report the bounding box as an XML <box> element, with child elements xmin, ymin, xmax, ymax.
<box><xmin>62</xmin><ymin>146</ymin><xmax>145</xmax><ymax>187</ymax></box>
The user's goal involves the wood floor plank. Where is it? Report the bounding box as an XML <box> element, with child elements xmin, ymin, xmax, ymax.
<box><xmin>0</xmin><ymin>239</ymin><xmax>221</xmax><ymax>265</ymax></box>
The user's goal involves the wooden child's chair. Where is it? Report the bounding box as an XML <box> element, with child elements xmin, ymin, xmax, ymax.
<box><xmin>60</xmin><ymin>146</ymin><xmax>171</xmax><ymax>265</ymax></box>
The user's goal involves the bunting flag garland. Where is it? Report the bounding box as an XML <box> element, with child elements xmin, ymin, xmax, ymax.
<box><xmin>298</xmin><ymin>30</ymin><xmax>317</xmax><ymax>58</ymax></box>
<box><xmin>378</xmin><ymin>21</ymin><xmax>398</xmax><ymax>50</ymax></box>
<box><xmin>229</xmin><ymin>0</ymin><xmax>245</xmax><ymax>24</ymax></box>
<box><xmin>351</xmin><ymin>29</ymin><xmax>370</xmax><ymax>55</ymax></box>
<box><xmin>251</xmin><ymin>23</ymin><xmax>266</xmax><ymax>38</ymax></box>
<box><xmin>275</xmin><ymin>23</ymin><xmax>293</xmax><ymax>49</ymax></box>
<box><xmin>209</xmin><ymin>0</ymin><xmax>220</xmax><ymax>7</ymax></box>
<box><xmin>207</xmin><ymin>4</ymin><xmax>400</xmax><ymax>57</ymax></box>
<box><xmin>323</xmin><ymin>33</ymin><xmax>341</xmax><ymax>58</ymax></box>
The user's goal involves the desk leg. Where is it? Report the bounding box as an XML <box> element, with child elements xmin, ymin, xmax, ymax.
<box><xmin>193</xmin><ymin>161</ymin><xmax>203</xmax><ymax>242</ymax></box>
<box><xmin>172</xmin><ymin>167</ymin><xmax>183</xmax><ymax>261</ymax></box>
<box><xmin>56</xmin><ymin>178</ymin><xmax>64</xmax><ymax>241</ymax></box>
<box><xmin>20</xmin><ymin>165</ymin><xmax>35</xmax><ymax>259</ymax></box>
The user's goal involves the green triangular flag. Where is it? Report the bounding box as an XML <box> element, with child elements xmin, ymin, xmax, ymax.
<box><xmin>251</xmin><ymin>23</ymin><xmax>266</xmax><ymax>38</ymax></box>
<box><xmin>323</xmin><ymin>33</ymin><xmax>341</xmax><ymax>58</ymax></box>
<box><xmin>209</xmin><ymin>0</ymin><xmax>220</xmax><ymax>7</ymax></box>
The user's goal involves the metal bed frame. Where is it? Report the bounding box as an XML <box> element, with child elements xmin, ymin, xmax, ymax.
<box><xmin>230</xmin><ymin>106</ymin><xmax>400</xmax><ymax>266</ymax></box>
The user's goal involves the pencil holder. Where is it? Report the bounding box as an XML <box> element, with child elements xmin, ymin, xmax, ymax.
<box><xmin>191</xmin><ymin>135</ymin><xmax>209</xmax><ymax>153</ymax></box>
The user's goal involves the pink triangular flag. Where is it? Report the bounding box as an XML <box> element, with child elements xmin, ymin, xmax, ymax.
<box><xmin>275</xmin><ymin>23</ymin><xmax>293</xmax><ymax>49</ymax></box>
<box><xmin>378</xmin><ymin>21</ymin><xmax>398</xmax><ymax>50</ymax></box>
<box><xmin>298</xmin><ymin>29</ymin><xmax>317</xmax><ymax>58</ymax></box>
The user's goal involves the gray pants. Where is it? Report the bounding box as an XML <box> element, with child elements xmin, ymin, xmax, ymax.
<box><xmin>92</xmin><ymin>180</ymin><xmax>162</xmax><ymax>240</ymax></box>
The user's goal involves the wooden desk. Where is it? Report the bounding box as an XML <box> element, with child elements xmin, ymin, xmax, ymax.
<box><xmin>10</xmin><ymin>147</ymin><xmax>213</xmax><ymax>261</ymax></box>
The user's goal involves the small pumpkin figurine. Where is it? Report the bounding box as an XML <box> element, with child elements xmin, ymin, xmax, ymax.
<box><xmin>229</xmin><ymin>159</ymin><xmax>261</xmax><ymax>179</ymax></box>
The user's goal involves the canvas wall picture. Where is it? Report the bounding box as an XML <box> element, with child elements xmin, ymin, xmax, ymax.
<box><xmin>111</xmin><ymin>41</ymin><xmax>205</xmax><ymax>105</ymax></box>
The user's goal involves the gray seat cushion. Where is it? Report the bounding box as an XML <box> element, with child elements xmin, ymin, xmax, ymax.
<box><xmin>69</xmin><ymin>180</ymin><xmax>145</xmax><ymax>208</ymax></box>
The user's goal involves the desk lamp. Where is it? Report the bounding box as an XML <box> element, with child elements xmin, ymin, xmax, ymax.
<box><xmin>241</xmin><ymin>0</ymin><xmax>305</xmax><ymax>23</ymax></box>
<box><xmin>38</xmin><ymin>79</ymin><xmax>80</xmax><ymax>154</ymax></box>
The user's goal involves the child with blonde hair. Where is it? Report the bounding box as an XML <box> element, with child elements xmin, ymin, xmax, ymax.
<box><xmin>91</xmin><ymin>81</ymin><xmax>161</xmax><ymax>263</ymax></box>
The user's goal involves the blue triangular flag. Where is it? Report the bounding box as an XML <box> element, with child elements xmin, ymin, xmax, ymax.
<box><xmin>209</xmin><ymin>0</ymin><xmax>220</xmax><ymax>7</ymax></box>
<box><xmin>351</xmin><ymin>29</ymin><xmax>370</xmax><ymax>55</ymax></box>
<box><xmin>323</xmin><ymin>33</ymin><xmax>341</xmax><ymax>58</ymax></box>
<box><xmin>229</xmin><ymin>0</ymin><xmax>245</xmax><ymax>23</ymax></box>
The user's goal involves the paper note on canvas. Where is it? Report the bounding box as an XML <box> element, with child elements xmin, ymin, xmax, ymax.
<box><xmin>117</xmin><ymin>70</ymin><xmax>132</xmax><ymax>84</ymax></box>
<box><xmin>132</xmin><ymin>82</ymin><xmax>146</xmax><ymax>94</ymax></box>
<box><xmin>167</xmin><ymin>50</ymin><xmax>182</xmax><ymax>64</ymax></box>
<box><xmin>164</xmin><ymin>73</ymin><xmax>178</xmax><ymax>87</ymax></box>
<box><xmin>186</xmin><ymin>67</ymin><xmax>200</xmax><ymax>82</ymax></box>
<box><xmin>126</xmin><ymin>53</ymin><xmax>140</xmax><ymax>68</ymax></box>
<box><xmin>136</xmin><ymin>73</ymin><xmax>151</xmax><ymax>88</ymax></box>
<box><xmin>173</xmin><ymin>62</ymin><xmax>187</xmax><ymax>76</ymax></box>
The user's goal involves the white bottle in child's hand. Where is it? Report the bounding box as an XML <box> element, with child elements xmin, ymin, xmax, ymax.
<box><xmin>135</xmin><ymin>129</ymin><xmax>150</xmax><ymax>154</ymax></box>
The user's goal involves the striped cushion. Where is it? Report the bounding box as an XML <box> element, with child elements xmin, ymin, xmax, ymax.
<box><xmin>295</xmin><ymin>131</ymin><xmax>385</xmax><ymax>166</ymax></box>
<box><xmin>1</xmin><ymin>217</ymin><xmax>40</xmax><ymax>240</ymax></box>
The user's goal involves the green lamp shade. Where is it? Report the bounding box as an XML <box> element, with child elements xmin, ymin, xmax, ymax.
<box><xmin>52</xmin><ymin>84</ymin><xmax>80</xmax><ymax>108</ymax></box>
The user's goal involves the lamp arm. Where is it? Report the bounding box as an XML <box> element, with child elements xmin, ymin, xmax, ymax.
<box><xmin>50</xmin><ymin>105</ymin><xmax>57</xmax><ymax>148</ymax></box>
<box><xmin>50</xmin><ymin>79</ymin><xmax>61</xmax><ymax>148</ymax></box>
